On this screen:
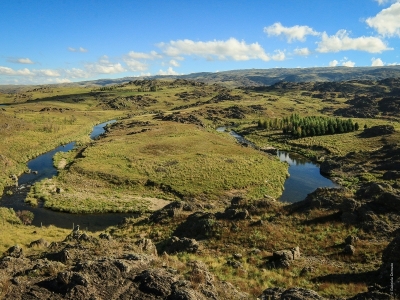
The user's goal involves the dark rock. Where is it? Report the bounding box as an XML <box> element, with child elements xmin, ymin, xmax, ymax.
<box><xmin>270</xmin><ymin>247</ymin><xmax>300</xmax><ymax>268</ymax></box>
<box><xmin>320</xmin><ymin>159</ymin><xmax>341</xmax><ymax>176</ymax></box>
<box><xmin>135</xmin><ymin>268</ymin><xmax>177</xmax><ymax>297</ymax></box>
<box><xmin>98</xmin><ymin>233</ymin><xmax>112</xmax><ymax>240</ymax></box>
<box><xmin>344</xmin><ymin>244</ymin><xmax>356</xmax><ymax>255</ymax></box>
<box><xmin>226</xmin><ymin>260</ymin><xmax>243</xmax><ymax>269</ymax></box>
<box><xmin>359</xmin><ymin>125</ymin><xmax>395</xmax><ymax>138</ymax></box>
<box><xmin>345</xmin><ymin>235</ymin><xmax>359</xmax><ymax>246</ymax></box>
<box><xmin>259</xmin><ymin>287</ymin><xmax>285</xmax><ymax>300</ymax></box>
<box><xmin>217</xmin><ymin>208</ymin><xmax>250</xmax><ymax>220</ymax></box>
<box><xmin>379</xmin><ymin>235</ymin><xmax>400</xmax><ymax>284</ymax></box>
<box><xmin>341</xmin><ymin>212</ymin><xmax>358</xmax><ymax>224</ymax></box>
<box><xmin>383</xmin><ymin>171</ymin><xmax>400</xmax><ymax>180</ymax></box>
<box><xmin>165</xmin><ymin>236</ymin><xmax>199</xmax><ymax>254</ymax></box>
<box><xmin>29</xmin><ymin>238</ymin><xmax>50</xmax><ymax>248</ymax></box>
<box><xmin>173</xmin><ymin>212</ymin><xmax>217</xmax><ymax>239</ymax></box>
<box><xmin>281</xmin><ymin>287</ymin><xmax>325</xmax><ymax>300</ymax></box>
<box><xmin>135</xmin><ymin>238</ymin><xmax>158</xmax><ymax>255</ymax></box>
<box><xmin>4</xmin><ymin>245</ymin><xmax>23</xmax><ymax>258</ymax></box>
<box><xmin>375</xmin><ymin>192</ymin><xmax>400</xmax><ymax>211</ymax></box>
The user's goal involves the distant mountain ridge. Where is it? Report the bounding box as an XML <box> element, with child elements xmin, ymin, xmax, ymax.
<box><xmin>2</xmin><ymin>66</ymin><xmax>400</xmax><ymax>92</ymax></box>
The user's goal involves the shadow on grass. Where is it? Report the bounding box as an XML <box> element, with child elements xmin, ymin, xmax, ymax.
<box><xmin>312</xmin><ymin>270</ymin><xmax>378</xmax><ymax>284</ymax></box>
<box><xmin>302</xmin><ymin>211</ymin><xmax>342</xmax><ymax>225</ymax></box>
<box><xmin>8</xmin><ymin>92</ymin><xmax>96</xmax><ymax>106</ymax></box>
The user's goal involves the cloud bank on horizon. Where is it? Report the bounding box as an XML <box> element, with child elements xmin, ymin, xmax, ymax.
<box><xmin>1</xmin><ymin>0</ymin><xmax>400</xmax><ymax>84</ymax></box>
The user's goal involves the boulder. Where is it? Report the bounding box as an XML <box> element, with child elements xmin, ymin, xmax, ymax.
<box><xmin>134</xmin><ymin>268</ymin><xmax>177</xmax><ymax>297</ymax></box>
<box><xmin>29</xmin><ymin>238</ymin><xmax>50</xmax><ymax>248</ymax></box>
<box><xmin>345</xmin><ymin>235</ymin><xmax>359</xmax><ymax>246</ymax></box>
<box><xmin>320</xmin><ymin>159</ymin><xmax>341</xmax><ymax>176</ymax></box>
<box><xmin>4</xmin><ymin>245</ymin><xmax>23</xmax><ymax>258</ymax></box>
<box><xmin>165</xmin><ymin>236</ymin><xmax>199</xmax><ymax>254</ymax></box>
<box><xmin>259</xmin><ymin>287</ymin><xmax>325</xmax><ymax>300</ymax></box>
<box><xmin>135</xmin><ymin>238</ymin><xmax>158</xmax><ymax>256</ymax></box>
<box><xmin>99</xmin><ymin>233</ymin><xmax>112</xmax><ymax>240</ymax></box>
<box><xmin>270</xmin><ymin>247</ymin><xmax>300</xmax><ymax>268</ymax></box>
<box><xmin>344</xmin><ymin>244</ymin><xmax>356</xmax><ymax>255</ymax></box>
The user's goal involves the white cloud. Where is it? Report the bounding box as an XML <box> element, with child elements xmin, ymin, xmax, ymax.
<box><xmin>374</xmin><ymin>0</ymin><xmax>397</xmax><ymax>5</ymax></box>
<box><xmin>7</xmin><ymin>57</ymin><xmax>34</xmax><ymax>64</ymax></box>
<box><xmin>85</xmin><ymin>56</ymin><xmax>126</xmax><ymax>74</ymax></box>
<box><xmin>316</xmin><ymin>30</ymin><xmax>392</xmax><ymax>53</ymax></box>
<box><xmin>342</xmin><ymin>60</ymin><xmax>355</xmax><ymax>67</ymax></box>
<box><xmin>264</xmin><ymin>22</ymin><xmax>319</xmax><ymax>42</ymax></box>
<box><xmin>169</xmin><ymin>59</ymin><xmax>180</xmax><ymax>67</ymax></box>
<box><xmin>329</xmin><ymin>60</ymin><xmax>339</xmax><ymax>67</ymax></box>
<box><xmin>54</xmin><ymin>78</ymin><xmax>72</xmax><ymax>83</ymax></box>
<box><xmin>68</xmin><ymin>47</ymin><xmax>88</xmax><ymax>53</ymax></box>
<box><xmin>272</xmin><ymin>50</ymin><xmax>286</xmax><ymax>61</ymax></box>
<box><xmin>158</xmin><ymin>67</ymin><xmax>178</xmax><ymax>75</ymax></box>
<box><xmin>37</xmin><ymin>69</ymin><xmax>60</xmax><ymax>77</ymax></box>
<box><xmin>293</xmin><ymin>47</ymin><xmax>311</xmax><ymax>56</ymax></box>
<box><xmin>371</xmin><ymin>57</ymin><xmax>385</xmax><ymax>66</ymax></box>
<box><xmin>123</xmin><ymin>58</ymin><xmax>148</xmax><ymax>72</ymax></box>
<box><xmin>0</xmin><ymin>66</ymin><xmax>33</xmax><ymax>76</ymax></box>
<box><xmin>159</xmin><ymin>38</ymin><xmax>271</xmax><ymax>61</ymax></box>
<box><xmin>127</xmin><ymin>50</ymin><xmax>162</xmax><ymax>60</ymax></box>
<box><xmin>366</xmin><ymin>2</ymin><xmax>400</xmax><ymax>37</ymax></box>
<box><xmin>65</xmin><ymin>68</ymin><xmax>89</xmax><ymax>78</ymax></box>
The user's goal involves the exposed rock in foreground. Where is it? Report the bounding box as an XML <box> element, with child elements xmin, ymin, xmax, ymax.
<box><xmin>0</xmin><ymin>234</ymin><xmax>248</xmax><ymax>300</ymax></box>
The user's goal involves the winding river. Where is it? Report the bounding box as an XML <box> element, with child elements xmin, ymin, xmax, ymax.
<box><xmin>1</xmin><ymin>122</ymin><xmax>339</xmax><ymax>231</ymax></box>
<box><xmin>0</xmin><ymin>120</ymin><xmax>134</xmax><ymax>232</ymax></box>
<box><xmin>217</xmin><ymin>127</ymin><xmax>339</xmax><ymax>203</ymax></box>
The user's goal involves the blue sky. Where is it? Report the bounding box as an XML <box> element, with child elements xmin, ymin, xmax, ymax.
<box><xmin>1</xmin><ymin>0</ymin><xmax>400</xmax><ymax>84</ymax></box>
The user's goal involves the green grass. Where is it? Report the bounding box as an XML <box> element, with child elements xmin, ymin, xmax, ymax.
<box><xmin>31</xmin><ymin>120</ymin><xmax>288</xmax><ymax>213</ymax></box>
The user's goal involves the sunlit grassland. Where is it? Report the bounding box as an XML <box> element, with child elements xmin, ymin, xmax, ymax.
<box><xmin>0</xmin><ymin>94</ymin><xmax>125</xmax><ymax>194</ymax></box>
<box><xmin>0</xmin><ymin>208</ymin><xmax>71</xmax><ymax>254</ymax></box>
<box><xmin>32</xmin><ymin>120</ymin><xmax>288</xmax><ymax>213</ymax></box>
<box><xmin>110</xmin><ymin>206</ymin><xmax>383</xmax><ymax>299</ymax></box>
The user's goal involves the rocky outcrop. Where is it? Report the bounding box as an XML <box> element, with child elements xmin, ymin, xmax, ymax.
<box><xmin>0</xmin><ymin>233</ymin><xmax>247</xmax><ymax>300</ymax></box>
<box><xmin>164</xmin><ymin>236</ymin><xmax>199</xmax><ymax>254</ymax></box>
<box><xmin>259</xmin><ymin>287</ymin><xmax>325</xmax><ymax>300</ymax></box>
<box><xmin>269</xmin><ymin>247</ymin><xmax>301</xmax><ymax>269</ymax></box>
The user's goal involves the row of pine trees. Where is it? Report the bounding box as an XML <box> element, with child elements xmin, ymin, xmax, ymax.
<box><xmin>257</xmin><ymin>113</ymin><xmax>360</xmax><ymax>138</ymax></box>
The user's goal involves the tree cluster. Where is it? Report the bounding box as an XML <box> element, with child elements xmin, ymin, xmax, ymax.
<box><xmin>258</xmin><ymin>113</ymin><xmax>359</xmax><ymax>138</ymax></box>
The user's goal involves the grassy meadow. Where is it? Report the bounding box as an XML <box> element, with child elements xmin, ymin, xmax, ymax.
<box><xmin>1</xmin><ymin>78</ymin><xmax>399</xmax><ymax>299</ymax></box>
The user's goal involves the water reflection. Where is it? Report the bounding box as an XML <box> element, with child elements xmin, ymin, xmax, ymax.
<box><xmin>277</xmin><ymin>150</ymin><xmax>338</xmax><ymax>203</ymax></box>
<box><xmin>0</xmin><ymin>120</ymin><xmax>135</xmax><ymax>231</ymax></box>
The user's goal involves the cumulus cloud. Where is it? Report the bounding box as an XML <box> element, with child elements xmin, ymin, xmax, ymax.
<box><xmin>329</xmin><ymin>60</ymin><xmax>339</xmax><ymax>67</ymax></box>
<box><xmin>371</xmin><ymin>57</ymin><xmax>385</xmax><ymax>66</ymax></box>
<box><xmin>65</xmin><ymin>68</ymin><xmax>89</xmax><ymax>78</ymax></box>
<box><xmin>366</xmin><ymin>2</ymin><xmax>400</xmax><ymax>37</ymax></box>
<box><xmin>272</xmin><ymin>50</ymin><xmax>286</xmax><ymax>61</ymax></box>
<box><xmin>68</xmin><ymin>47</ymin><xmax>88</xmax><ymax>53</ymax></box>
<box><xmin>85</xmin><ymin>56</ymin><xmax>126</xmax><ymax>74</ymax></box>
<box><xmin>36</xmin><ymin>69</ymin><xmax>60</xmax><ymax>77</ymax></box>
<box><xmin>342</xmin><ymin>60</ymin><xmax>355</xmax><ymax>67</ymax></box>
<box><xmin>316</xmin><ymin>30</ymin><xmax>392</xmax><ymax>53</ymax></box>
<box><xmin>0</xmin><ymin>66</ymin><xmax>33</xmax><ymax>76</ymax></box>
<box><xmin>158</xmin><ymin>38</ymin><xmax>271</xmax><ymax>61</ymax></box>
<box><xmin>54</xmin><ymin>78</ymin><xmax>72</xmax><ymax>83</ymax></box>
<box><xmin>123</xmin><ymin>58</ymin><xmax>148</xmax><ymax>72</ymax></box>
<box><xmin>7</xmin><ymin>57</ymin><xmax>34</xmax><ymax>64</ymax></box>
<box><xmin>293</xmin><ymin>47</ymin><xmax>311</xmax><ymax>56</ymax></box>
<box><xmin>374</xmin><ymin>0</ymin><xmax>398</xmax><ymax>5</ymax></box>
<box><xmin>158</xmin><ymin>67</ymin><xmax>178</xmax><ymax>75</ymax></box>
<box><xmin>127</xmin><ymin>50</ymin><xmax>162</xmax><ymax>60</ymax></box>
<box><xmin>264</xmin><ymin>22</ymin><xmax>319</xmax><ymax>42</ymax></box>
<box><xmin>169</xmin><ymin>59</ymin><xmax>180</xmax><ymax>67</ymax></box>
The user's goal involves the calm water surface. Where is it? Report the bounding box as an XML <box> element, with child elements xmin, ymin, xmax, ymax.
<box><xmin>0</xmin><ymin>120</ymin><xmax>134</xmax><ymax>231</ymax></box>
<box><xmin>216</xmin><ymin>127</ymin><xmax>338</xmax><ymax>203</ymax></box>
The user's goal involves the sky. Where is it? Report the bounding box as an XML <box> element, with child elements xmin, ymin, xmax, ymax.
<box><xmin>1</xmin><ymin>0</ymin><xmax>400</xmax><ymax>85</ymax></box>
